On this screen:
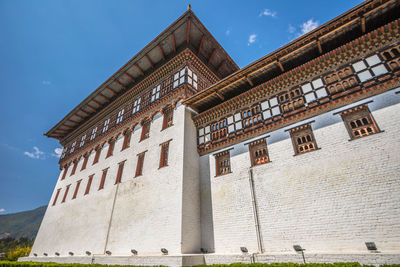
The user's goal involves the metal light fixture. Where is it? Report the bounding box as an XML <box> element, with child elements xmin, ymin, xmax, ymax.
<box><xmin>240</xmin><ymin>247</ymin><xmax>248</xmax><ymax>253</ymax></box>
<box><xmin>43</xmin><ymin>253</ymin><xmax>48</xmax><ymax>256</ymax></box>
<box><xmin>86</xmin><ymin>251</ymin><xmax>91</xmax><ymax>256</ymax></box>
<box><xmin>161</xmin><ymin>248</ymin><xmax>168</xmax><ymax>255</ymax></box>
<box><xmin>200</xmin><ymin>248</ymin><xmax>207</xmax><ymax>253</ymax></box>
<box><xmin>293</xmin><ymin>245</ymin><xmax>306</xmax><ymax>264</ymax></box>
<box><xmin>131</xmin><ymin>249</ymin><xmax>138</xmax><ymax>255</ymax></box>
<box><xmin>55</xmin><ymin>252</ymin><xmax>60</xmax><ymax>256</ymax></box>
<box><xmin>33</xmin><ymin>253</ymin><xmax>37</xmax><ymax>257</ymax></box>
<box><xmin>105</xmin><ymin>250</ymin><xmax>112</xmax><ymax>256</ymax></box>
<box><xmin>365</xmin><ymin>242</ymin><xmax>378</xmax><ymax>252</ymax></box>
<box><xmin>69</xmin><ymin>252</ymin><xmax>74</xmax><ymax>256</ymax></box>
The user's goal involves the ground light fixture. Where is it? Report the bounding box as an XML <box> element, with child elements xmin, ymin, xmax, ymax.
<box><xmin>365</xmin><ymin>242</ymin><xmax>378</xmax><ymax>252</ymax></box>
<box><xmin>293</xmin><ymin>245</ymin><xmax>306</xmax><ymax>264</ymax></box>
<box><xmin>131</xmin><ymin>249</ymin><xmax>138</xmax><ymax>255</ymax></box>
<box><xmin>43</xmin><ymin>253</ymin><xmax>48</xmax><ymax>256</ymax></box>
<box><xmin>240</xmin><ymin>247</ymin><xmax>248</xmax><ymax>253</ymax></box>
<box><xmin>33</xmin><ymin>253</ymin><xmax>37</xmax><ymax>257</ymax></box>
<box><xmin>86</xmin><ymin>251</ymin><xmax>91</xmax><ymax>256</ymax></box>
<box><xmin>105</xmin><ymin>251</ymin><xmax>112</xmax><ymax>256</ymax></box>
<box><xmin>161</xmin><ymin>248</ymin><xmax>168</xmax><ymax>255</ymax></box>
<box><xmin>55</xmin><ymin>252</ymin><xmax>60</xmax><ymax>256</ymax></box>
<box><xmin>69</xmin><ymin>252</ymin><xmax>74</xmax><ymax>256</ymax></box>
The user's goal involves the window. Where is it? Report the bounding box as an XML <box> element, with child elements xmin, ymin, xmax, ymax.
<box><xmin>80</xmin><ymin>134</ymin><xmax>86</xmax><ymax>147</ymax></box>
<box><xmin>215</xmin><ymin>150</ymin><xmax>231</xmax><ymax>176</ymax></box>
<box><xmin>135</xmin><ymin>152</ymin><xmax>146</xmax><ymax>177</ymax></box>
<box><xmin>289</xmin><ymin>123</ymin><xmax>318</xmax><ymax>155</ymax></box>
<box><xmin>198</xmin><ymin>125</ymin><xmax>211</xmax><ymax>145</ymax></box>
<box><xmin>121</xmin><ymin>130</ymin><xmax>131</xmax><ymax>151</ymax></box>
<box><xmin>61</xmin><ymin>165</ymin><xmax>69</xmax><ymax>180</ymax></box>
<box><xmin>159</xmin><ymin>141</ymin><xmax>170</xmax><ymax>168</ymax></box>
<box><xmin>52</xmin><ymin>189</ymin><xmax>61</xmax><ymax>206</ymax></box>
<box><xmin>90</xmin><ymin>127</ymin><xmax>97</xmax><ymax>141</ymax></box>
<box><xmin>99</xmin><ymin>168</ymin><xmax>108</xmax><ymax>190</ymax></box>
<box><xmin>70</xmin><ymin>141</ymin><xmax>76</xmax><ymax>153</ymax></box>
<box><xmin>187</xmin><ymin>68</ymin><xmax>198</xmax><ymax>89</ymax></box>
<box><xmin>340</xmin><ymin>104</ymin><xmax>380</xmax><ymax>139</ymax></box>
<box><xmin>352</xmin><ymin>54</ymin><xmax>388</xmax><ymax>82</ymax></box>
<box><xmin>162</xmin><ymin>108</ymin><xmax>173</xmax><ymax>130</ymax></box>
<box><xmin>72</xmin><ymin>180</ymin><xmax>82</xmax><ymax>199</ymax></box>
<box><xmin>61</xmin><ymin>147</ymin><xmax>67</xmax><ymax>159</ymax></box>
<box><xmin>260</xmin><ymin>96</ymin><xmax>281</xmax><ymax>121</ymax></box>
<box><xmin>70</xmin><ymin>161</ymin><xmax>78</xmax><ymax>176</ymax></box>
<box><xmin>116</xmin><ymin>109</ymin><xmax>124</xmax><ymax>124</ymax></box>
<box><xmin>81</xmin><ymin>154</ymin><xmax>89</xmax><ymax>171</ymax></box>
<box><xmin>248</xmin><ymin>138</ymin><xmax>270</xmax><ymax>166</ymax></box>
<box><xmin>93</xmin><ymin>147</ymin><xmax>101</xmax><ymax>165</ymax></box>
<box><xmin>103</xmin><ymin>118</ymin><xmax>110</xmax><ymax>133</ymax></box>
<box><xmin>300</xmin><ymin>78</ymin><xmax>328</xmax><ymax>104</ymax></box>
<box><xmin>85</xmin><ymin>175</ymin><xmax>94</xmax><ymax>195</ymax></box>
<box><xmin>115</xmin><ymin>160</ymin><xmax>126</xmax><ymax>184</ymax></box>
<box><xmin>132</xmin><ymin>98</ymin><xmax>141</xmax><ymax>114</ymax></box>
<box><xmin>173</xmin><ymin>68</ymin><xmax>186</xmax><ymax>88</ymax></box>
<box><xmin>151</xmin><ymin>84</ymin><xmax>161</xmax><ymax>102</ymax></box>
<box><xmin>106</xmin><ymin>139</ymin><xmax>115</xmax><ymax>158</ymax></box>
<box><xmin>242</xmin><ymin>105</ymin><xmax>262</xmax><ymax>128</ymax></box>
<box><xmin>62</xmin><ymin>185</ymin><xmax>71</xmax><ymax>203</ymax></box>
<box><xmin>226</xmin><ymin>112</ymin><xmax>243</xmax><ymax>135</ymax></box>
<box><xmin>211</xmin><ymin>119</ymin><xmax>227</xmax><ymax>141</ymax></box>
<box><xmin>140</xmin><ymin>120</ymin><xmax>150</xmax><ymax>141</ymax></box>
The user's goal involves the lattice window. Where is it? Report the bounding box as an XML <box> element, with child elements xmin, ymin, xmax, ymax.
<box><xmin>99</xmin><ymin>168</ymin><xmax>108</xmax><ymax>190</ymax></box>
<box><xmin>121</xmin><ymin>130</ymin><xmax>131</xmax><ymax>151</ymax></box>
<box><xmin>301</xmin><ymin>78</ymin><xmax>328</xmax><ymax>103</ymax></box>
<box><xmin>211</xmin><ymin>119</ymin><xmax>227</xmax><ymax>141</ymax></box>
<box><xmin>352</xmin><ymin>54</ymin><xmax>388</xmax><ymax>82</ymax></box>
<box><xmin>215</xmin><ymin>150</ymin><xmax>231</xmax><ymax>176</ymax></box>
<box><xmin>289</xmin><ymin>123</ymin><xmax>318</xmax><ymax>155</ymax></box>
<box><xmin>248</xmin><ymin>139</ymin><xmax>269</xmax><ymax>166</ymax></box>
<box><xmin>173</xmin><ymin>68</ymin><xmax>186</xmax><ymax>88</ymax></box>
<box><xmin>80</xmin><ymin>134</ymin><xmax>86</xmax><ymax>147</ymax></box>
<box><xmin>340</xmin><ymin>105</ymin><xmax>380</xmax><ymax>139</ymax></box>
<box><xmin>226</xmin><ymin>112</ymin><xmax>243</xmax><ymax>134</ymax></box>
<box><xmin>187</xmin><ymin>68</ymin><xmax>198</xmax><ymax>89</ymax></box>
<box><xmin>242</xmin><ymin>105</ymin><xmax>262</xmax><ymax>128</ymax></box>
<box><xmin>278</xmin><ymin>88</ymin><xmax>305</xmax><ymax>113</ymax></box>
<box><xmin>162</xmin><ymin>108</ymin><xmax>174</xmax><ymax>130</ymax></box>
<box><xmin>151</xmin><ymin>84</ymin><xmax>161</xmax><ymax>102</ymax></box>
<box><xmin>132</xmin><ymin>98</ymin><xmax>141</xmax><ymax>114</ymax></box>
<box><xmin>135</xmin><ymin>152</ymin><xmax>146</xmax><ymax>177</ymax></box>
<box><xmin>116</xmin><ymin>109</ymin><xmax>124</xmax><ymax>124</ymax></box>
<box><xmin>261</xmin><ymin>96</ymin><xmax>281</xmax><ymax>120</ymax></box>
<box><xmin>140</xmin><ymin>120</ymin><xmax>151</xmax><ymax>141</ymax></box>
<box><xmin>198</xmin><ymin>125</ymin><xmax>211</xmax><ymax>145</ymax></box>
<box><xmin>103</xmin><ymin>118</ymin><xmax>110</xmax><ymax>133</ymax></box>
<box><xmin>159</xmin><ymin>141</ymin><xmax>170</xmax><ymax>168</ymax></box>
<box><xmin>70</xmin><ymin>141</ymin><xmax>76</xmax><ymax>154</ymax></box>
<box><xmin>90</xmin><ymin>127</ymin><xmax>97</xmax><ymax>141</ymax></box>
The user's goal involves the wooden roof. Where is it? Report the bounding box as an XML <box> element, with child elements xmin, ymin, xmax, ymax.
<box><xmin>45</xmin><ymin>8</ymin><xmax>239</xmax><ymax>140</ymax></box>
<box><xmin>183</xmin><ymin>0</ymin><xmax>400</xmax><ymax>113</ymax></box>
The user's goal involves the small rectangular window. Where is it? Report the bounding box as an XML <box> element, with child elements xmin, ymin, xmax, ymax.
<box><xmin>140</xmin><ymin>121</ymin><xmax>150</xmax><ymax>141</ymax></box>
<box><xmin>121</xmin><ymin>130</ymin><xmax>132</xmax><ymax>151</ymax></box>
<box><xmin>132</xmin><ymin>98</ymin><xmax>141</xmax><ymax>114</ymax></box>
<box><xmin>61</xmin><ymin>147</ymin><xmax>67</xmax><ymax>159</ymax></box>
<box><xmin>99</xmin><ymin>168</ymin><xmax>108</xmax><ymax>190</ymax></box>
<box><xmin>70</xmin><ymin>161</ymin><xmax>78</xmax><ymax>176</ymax></box>
<box><xmin>215</xmin><ymin>150</ymin><xmax>231</xmax><ymax>176</ymax></box>
<box><xmin>90</xmin><ymin>127</ymin><xmax>97</xmax><ymax>140</ymax></box>
<box><xmin>52</xmin><ymin>189</ymin><xmax>61</xmax><ymax>206</ymax></box>
<box><xmin>115</xmin><ymin>160</ymin><xmax>126</xmax><ymax>184</ymax></box>
<box><xmin>289</xmin><ymin>123</ymin><xmax>318</xmax><ymax>155</ymax></box>
<box><xmin>70</xmin><ymin>141</ymin><xmax>76</xmax><ymax>153</ymax></box>
<box><xmin>106</xmin><ymin>140</ymin><xmax>115</xmax><ymax>158</ymax></box>
<box><xmin>159</xmin><ymin>141</ymin><xmax>170</xmax><ymax>168</ymax></box>
<box><xmin>103</xmin><ymin>118</ymin><xmax>110</xmax><ymax>133</ymax></box>
<box><xmin>93</xmin><ymin>147</ymin><xmax>101</xmax><ymax>165</ymax></box>
<box><xmin>162</xmin><ymin>108</ymin><xmax>173</xmax><ymax>130</ymax></box>
<box><xmin>135</xmin><ymin>152</ymin><xmax>146</xmax><ymax>177</ymax></box>
<box><xmin>173</xmin><ymin>68</ymin><xmax>186</xmax><ymax>88</ymax></box>
<box><xmin>248</xmin><ymin>138</ymin><xmax>270</xmax><ymax>166</ymax></box>
<box><xmin>116</xmin><ymin>109</ymin><xmax>124</xmax><ymax>124</ymax></box>
<box><xmin>187</xmin><ymin>68</ymin><xmax>198</xmax><ymax>89</ymax></box>
<box><xmin>62</xmin><ymin>185</ymin><xmax>71</xmax><ymax>203</ymax></box>
<box><xmin>72</xmin><ymin>180</ymin><xmax>82</xmax><ymax>199</ymax></box>
<box><xmin>151</xmin><ymin>85</ymin><xmax>161</xmax><ymax>102</ymax></box>
<box><xmin>80</xmin><ymin>134</ymin><xmax>86</xmax><ymax>147</ymax></box>
<box><xmin>61</xmin><ymin>166</ymin><xmax>69</xmax><ymax>180</ymax></box>
<box><xmin>340</xmin><ymin>104</ymin><xmax>380</xmax><ymax>139</ymax></box>
<box><xmin>81</xmin><ymin>155</ymin><xmax>89</xmax><ymax>171</ymax></box>
<box><xmin>85</xmin><ymin>175</ymin><xmax>94</xmax><ymax>195</ymax></box>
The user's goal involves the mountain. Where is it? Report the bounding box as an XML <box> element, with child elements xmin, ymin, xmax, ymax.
<box><xmin>0</xmin><ymin>206</ymin><xmax>47</xmax><ymax>239</ymax></box>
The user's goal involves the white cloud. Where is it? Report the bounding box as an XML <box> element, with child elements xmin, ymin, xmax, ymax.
<box><xmin>42</xmin><ymin>80</ymin><xmax>51</xmax><ymax>85</ymax></box>
<box><xmin>225</xmin><ymin>29</ymin><xmax>231</xmax><ymax>36</ymax></box>
<box><xmin>52</xmin><ymin>147</ymin><xmax>63</xmax><ymax>158</ymax></box>
<box><xmin>259</xmin><ymin>9</ymin><xmax>277</xmax><ymax>18</ymax></box>
<box><xmin>0</xmin><ymin>208</ymin><xmax>5</xmax><ymax>213</ymax></box>
<box><xmin>24</xmin><ymin>146</ymin><xmax>44</xmax><ymax>159</ymax></box>
<box><xmin>248</xmin><ymin>34</ymin><xmax>257</xmax><ymax>45</ymax></box>
<box><xmin>300</xmin><ymin>19</ymin><xmax>319</xmax><ymax>35</ymax></box>
<box><xmin>288</xmin><ymin>24</ymin><xmax>296</xmax><ymax>34</ymax></box>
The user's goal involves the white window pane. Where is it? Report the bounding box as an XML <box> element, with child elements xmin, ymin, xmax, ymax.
<box><xmin>188</xmin><ymin>77</ymin><xmax>192</xmax><ymax>85</ymax></box>
<box><xmin>199</xmin><ymin>136</ymin><xmax>204</xmax><ymax>144</ymax></box>
<box><xmin>174</xmin><ymin>73</ymin><xmax>179</xmax><ymax>80</ymax></box>
<box><xmin>199</xmin><ymin>128</ymin><xmax>204</xmax><ymax>136</ymax></box>
<box><xmin>305</xmin><ymin>92</ymin><xmax>316</xmax><ymax>103</ymax></box>
<box><xmin>193</xmin><ymin>73</ymin><xmax>197</xmax><ymax>81</ymax></box>
<box><xmin>180</xmin><ymin>69</ymin><xmax>185</xmax><ymax>76</ymax></box>
<box><xmin>227</xmin><ymin>116</ymin><xmax>234</xmax><ymax>125</ymax></box>
<box><xmin>312</xmin><ymin>78</ymin><xmax>324</xmax><ymax>89</ymax></box>
<box><xmin>179</xmin><ymin>76</ymin><xmax>185</xmax><ymax>84</ymax></box>
<box><xmin>156</xmin><ymin>92</ymin><xmax>160</xmax><ymax>99</ymax></box>
<box><xmin>315</xmin><ymin>88</ymin><xmax>328</xmax><ymax>98</ymax></box>
<box><xmin>235</xmin><ymin>122</ymin><xmax>242</xmax><ymax>130</ymax></box>
<box><xmin>269</xmin><ymin>97</ymin><xmax>278</xmax><ymax>107</ymax></box>
<box><xmin>371</xmin><ymin>64</ymin><xmax>388</xmax><ymax>76</ymax></box>
<box><xmin>188</xmin><ymin>69</ymin><xmax>192</xmax><ymax>77</ymax></box>
<box><xmin>173</xmin><ymin>81</ymin><xmax>179</xmax><ymax>88</ymax></box>
<box><xmin>151</xmin><ymin>96</ymin><xmax>155</xmax><ymax>102</ymax></box>
<box><xmin>228</xmin><ymin>125</ymin><xmax>235</xmax><ymax>133</ymax></box>
<box><xmin>261</xmin><ymin>101</ymin><xmax>269</xmax><ymax>110</ymax></box>
<box><xmin>271</xmin><ymin>106</ymin><xmax>281</xmax><ymax>116</ymax></box>
<box><xmin>132</xmin><ymin>107</ymin><xmax>136</xmax><ymax>113</ymax></box>
<box><xmin>234</xmin><ymin>112</ymin><xmax>241</xmax><ymax>121</ymax></box>
<box><xmin>366</xmin><ymin>55</ymin><xmax>381</xmax><ymax>66</ymax></box>
<box><xmin>358</xmin><ymin>70</ymin><xmax>373</xmax><ymax>82</ymax></box>
<box><xmin>193</xmin><ymin>82</ymin><xmax>198</xmax><ymax>89</ymax></box>
<box><xmin>301</xmin><ymin>83</ymin><xmax>313</xmax><ymax>93</ymax></box>
<box><xmin>152</xmin><ymin>88</ymin><xmax>156</xmax><ymax>94</ymax></box>
<box><xmin>262</xmin><ymin>110</ymin><xmax>271</xmax><ymax>120</ymax></box>
<box><xmin>205</xmin><ymin>126</ymin><xmax>210</xmax><ymax>134</ymax></box>
<box><xmin>157</xmin><ymin>85</ymin><xmax>161</xmax><ymax>91</ymax></box>
<box><xmin>352</xmin><ymin>61</ymin><xmax>367</xmax><ymax>72</ymax></box>
<box><xmin>205</xmin><ymin>134</ymin><xmax>210</xmax><ymax>142</ymax></box>
<box><xmin>138</xmin><ymin>98</ymin><xmax>141</xmax><ymax>104</ymax></box>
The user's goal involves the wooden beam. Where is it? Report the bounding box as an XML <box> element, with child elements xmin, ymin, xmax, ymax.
<box><xmin>115</xmin><ymin>79</ymin><xmax>126</xmax><ymax>89</ymax></box>
<box><xmin>145</xmin><ymin>55</ymin><xmax>154</xmax><ymax>69</ymax></box>
<box><xmin>86</xmin><ymin>104</ymin><xmax>97</xmax><ymax>112</ymax></box>
<box><xmin>135</xmin><ymin>64</ymin><xmax>144</xmax><ymax>76</ymax></box>
<box><xmin>198</xmin><ymin>35</ymin><xmax>205</xmax><ymax>55</ymax></box>
<box><xmin>277</xmin><ymin>60</ymin><xmax>285</xmax><ymax>72</ymax></box>
<box><xmin>187</xmin><ymin>19</ymin><xmax>191</xmax><ymax>44</ymax></box>
<box><xmin>91</xmin><ymin>98</ymin><xmax>102</xmax><ymax>107</ymax></box>
<box><xmin>217</xmin><ymin>60</ymin><xmax>226</xmax><ymax>73</ymax></box>
<box><xmin>208</xmin><ymin>48</ymin><xmax>217</xmax><ymax>64</ymax></box>
<box><xmin>80</xmin><ymin>109</ymin><xmax>91</xmax><ymax>116</ymax></box>
<box><xmin>74</xmin><ymin>113</ymin><xmax>86</xmax><ymax>120</ymax></box>
<box><xmin>172</xmin><ymin>33</ymin><xmax>176</xmax><ymax>53</ymax></box>
<box><xmin>98</xmin><ymin>93</ymin><xmax>109</xmax><ymax>101</ymax></box>
<box><xmin>66</xmin><ymin>119</ymin><xmax>79</xmax><ymax>124</ymax></box>
<box><xmin>317</xmin><ymin>39</ymin><xmax>323</xmax><ymax>54</ymax></box>
<box><xmin>246</xmin><ymin>76</ymin><xmax>254</xmax><ymax>87</ymax></box>
<box><xmin>124</xmin><ymin>73</ymin><xmax>135</xmax><ymax>83</ymax></box>
<box><xmin>61</xmin><ymin>124</ymin><xmax>74</xmax><ymax>129</ymax></box>
<box><xmin>158</xmin><ymin>44</ymin><xmax>165</xmax><ymax>60</ymax></box>
<box><xmin>105</xmin><ymin>87</ymin><xmax>118</xmax><ymax>96</ymax></box>
<box><xmin>56</xmin><ymin>129</ymin><xmax>69</xmax><ymax>133</ymax></box>
<box><xmin>215</xmin><ymin>91</ymin><xmax>225</xmax><ymax>101</ymax></box>
<box><xmin>361</xmin><ymin>16</ymin><xmax>366</xmax><ymax>33</ymax></box>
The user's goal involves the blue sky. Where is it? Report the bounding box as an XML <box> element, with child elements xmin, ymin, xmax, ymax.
<box><xmin>0</xmin><ymin>0</ymin><xmax>363</xmax><ymax>214</ymax></box>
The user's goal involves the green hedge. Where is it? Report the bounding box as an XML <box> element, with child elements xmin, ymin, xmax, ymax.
<box><xmin>1</xmin><ymin>262</ymin><xmax>400</xmax><ymax>267</ymax></box>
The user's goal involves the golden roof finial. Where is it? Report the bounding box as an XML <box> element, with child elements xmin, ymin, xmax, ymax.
<box><xmin>188</xmin><ymin>4</ymin><xmax>191</xmax><ymax>10</ymax></box>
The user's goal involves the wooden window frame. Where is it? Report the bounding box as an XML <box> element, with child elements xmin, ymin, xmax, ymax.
<box><xmin>106</xmin><ymin>139</ymin><xmax>115</xmax><ymax>158</ymax></box>
<box><xmin>121</xmin><ymin>130</ymin><xmax>132</xmax><ymax>151</ymax></box>
<box><xmin>140</xmin><ymin>120</ymin><xmax>151</xmax><ymax>141</ymax></box>
<box><xmin>162</xmin><ymin>108</ymin><xmax>174</xmax><ymax>130</ymax></box>
<box><xmin>52</xmin><ymin>188</ymin><xmax>61</xmax><ymax>206</ymax></box>
<box><xmin>90</xmin><ymin>127</ymin><xmax>97</xmax><ymax>141</ymax></box>
<box><xmin>61</xmin><ymin>165</ymin><xmax>69</xmax><ymax>180</ymax></box>
<box><xmin>102</xmin><ymin>118</ymin><xmax>110</xmax><ymax>133</ymax></box>
<box><xmin>70</xmin><ymin>160</ymin><xmax>78</xmax><ymax>176</ymax></box>
<box><xmin>70</xmin><ymin>141</ymin><xmax>76</xmax><ymax>154</ymax></box>
<box><xmin>72</xmin><ymin>180</ymin><xmax>82</xmax><ymax>199</ymax></box>
<box><xmin>81</xmin><ymin>154</ymin><xmax>89</xmax><ymax>171</ymax></box>
<box><xmin>116</xmin><ymin>109</ymin><xmax>125</xmax><ymax>124</ymax></box>
<box><xmin>79</xmin><ymin>134</ymin><xmax>86</xmax><ymax>147</ymax></box>
<box><xmin>115</xmin><ymin>160</ymin><xmax>126</xmax><ymax>184</ymax></box>
<box><xmin>159</xmin><ymin>140</ymin><xmax>171</xmax><ymax>168</ymax></box>
<box><xmin>99</xmin><ymin>168</ymin><xmax>108</xmax><ymax>190</ymax></box>
<box><xmin>85</xmin><ymin>174</ymin><xmax>94</xmax><ymax>195</ymax></box>
<box><xmin>339</xmin><ymin>104</ymin><xmax>381</xmax><ymax>140</ymax></box>
<box><xmin>61</xmin><ymin>184</ymin><xmax>71</xmax><ymax>203</ymax></box>
<box><xmin>288</xmin><ymin>123</ymin><xmax>318</xmax><ymax>155</ymax></box>
<box><xmin>214</xmin><ymin>149</ymin><xmax>232</xmax><ymax>177</ymax></box>
<box><xmin>246</xmin><ymin>137</ymin><xmax>270</xmax><ymax>167</ymax></box>
<box><xmin>93</xmin><ymin>147</ymin><xmax>101</xmax><ymax>165</ymax></box>
<box><xmin>135</xmin><ymin>151</ymin><xmax>146</xmax><ymax>177</ymax></box>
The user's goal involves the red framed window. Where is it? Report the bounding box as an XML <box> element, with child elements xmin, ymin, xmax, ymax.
<box><xmin>106</xmin><ymin>139</ymin><xmax>115</xmax><ymax>158</ymax></box>
<box><xmin>121</xmin><ymin>130</ymin><xmax>132</xmax><ymax>151</ymax></box>
<box><xmin>215</xmin><ymin>150</ymin><xmax>231</xmax><ymax>176</ymax></box>
<box><xmin>61</xmin><ymin>165</ymin><xmax>69</xmax><ymax>180</ymax></box>
<box><xmin>52</xmin><ymin>189</ymin><xmax>61</xmax><ymax>206</ymax></box>
<box><xmin>135</xmin><ymin>152</ymin><xmax>146</xmax><ymax>177</ymax></box>
<box><xmin>140</xmin><ymin>120</ymin><xmax>150</xmax><ymax>141</ymax></box>
<box><xmin>159</xmin><ymin>141</ymin><xmax>171</xmax><ymax>168</ymax></box>
<box><xmin>289</xmin><ymin>123</ymin><xmax>318</xmax><ymax>155</ymax></box>
<box><xmin>162</xmin><ymin>108</ymin><xmax>173</xmax><ymax>130</ymax></box>
<box><xmin>70</xmin><ymin>161</ymin><xmax>78</xmax><ymax>176</ymax></box>
<box><xmin>115</xmin><ymin>160</ymin><xmax>126</xmax><ymax>184</ymax></box>
<box><xmin>99</xmin><ymin>168</ymin><xmax>108</xmax><ymax>190</ymax></box>
<box><xmin>72</xmin><ymin>180</ymin><xmax>82</xmax><ymax>199</ymax></box>
<box><xmin>62</xmin><ymin>185</ymin><xmax>71</xmax><ymax>203</ymax></box>
<box><xmin>85</xmin><ymin>175</ymin><xmax>94</xmax><ymax>195</ymax></box>
<box><xmin>340</xmin><ymin>104</ymin><xmax>380</xmax><ymax>139</ymax></box>
<box><xmin>248</xmin><ymin>138</ymin><xmax>270</xmax><ymax>166</ymax></box>
<box><xmin>93</xmin><ymin>147</ymin><xmax>101</xmax><ymax>165</ymax></box>
<box><xmin>81</xmin><ymin>154</ymin><xmax>89</xmax><ymax>171</ymax></box>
